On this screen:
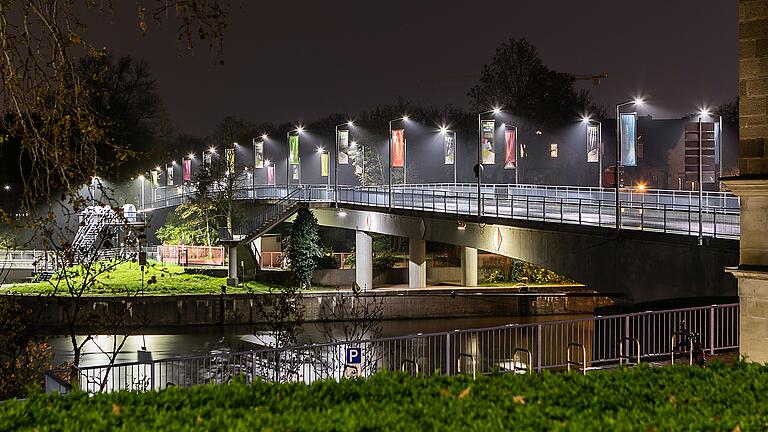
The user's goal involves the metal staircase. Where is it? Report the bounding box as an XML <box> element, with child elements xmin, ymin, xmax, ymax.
<box><xmin>220</xmin><ymin>187</ymin><xmax>308</xmax><ymax>245</ymax></box>
<box><xmin>72</xmin><ymin>206</ymin><xmax>121</xmax><ymax>258</ymax></box>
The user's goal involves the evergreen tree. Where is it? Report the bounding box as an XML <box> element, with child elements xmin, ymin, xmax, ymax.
<box><xmin>284</xmin><ymin>208</ymin><xmax>322</xmax><ymax>288</ymax></box>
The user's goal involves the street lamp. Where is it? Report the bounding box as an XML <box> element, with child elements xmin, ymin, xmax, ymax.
<box><xmin>476</xmin><ymin>107</ymin><xmax>502</xmax><ymax>216</ymax></box>
<box><xmin>615</xmin><ymin>97</ymin><xmax>644</xmax><ymax>230</ymax></box>
<box><xmin>287</xmin><ymin>126</ymin><xmax>303</xmax><ymax>190</ymax></box>
<box><xmin>137</xmin><ymin>175</ymin><xmax>146</xmax><ymax>210</ymax></box>
<box><xmin>440</xmin><ymin>125</ymin><xmax>458</xmax><ymax>186</ymax></box>
<box><xmin>334</xmin><ymin>120</ymin><xmax>354</xmax><ymax>206</ymax></box>
<box><xmin>582</xmin><ymin>115</ymin><xmax>603</xmax><ymax>188</ymax></box>
<box><xmin>388</xmin><ymin>115</ymin><xmax>408</xmax><ymax>209</ymax></box>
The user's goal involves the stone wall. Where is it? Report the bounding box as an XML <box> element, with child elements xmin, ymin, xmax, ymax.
<box><xmin>740</xmin><ymin>0</ymin><xmax>768</xmax><ymax>173</ymax></box>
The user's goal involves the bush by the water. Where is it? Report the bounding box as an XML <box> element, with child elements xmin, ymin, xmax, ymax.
<box><xmin>2</xmin><ymin>362</ymin><xmax>767</xmax><ymax>431</ymax></box>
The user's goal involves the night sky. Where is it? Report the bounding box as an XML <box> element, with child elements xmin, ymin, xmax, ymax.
<box><xmin>86</xmin><ymin>0</ymin><xmax>738</xmax><ymax>137</ymax></box>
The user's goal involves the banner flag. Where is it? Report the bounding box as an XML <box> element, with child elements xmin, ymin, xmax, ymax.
<box><xmin>620</xmin><ymin>113</ymin><xmax>637</xmax><ymax>167</ymax></box>
<box><xmin>481</xmin><ymin>120</ymin><xmax>495</xmax><ymax>164</ymax></box>
<box><xmin>338</xmin><ymin>130</ymin><xmax>350</xmax><ymax>165</ymax></box>
<box><xmin>292</xmin><ymin>165</ymin><xmax>299</xmax><ymax>180</ymax></box>
<box><xmin>267</xmin><ymin>165</ymin><xmax>275</xmax><ymax>185</ymax></box>
<box><xmin>166</xmin><ymin>164</ymin><xmax>174</xmax><ymax>186</ymax></box>
<box><xmin>203</xmin><ymin>151</ymin><xmax>211</xmax><ymax>166</ymax></box>
<box><xmin>354</xmin><ymin>150</ymin><xmax>363</xmax><ymax>175</ymax></box>
<box><xmin>321</xmin><ymin>152</ymin><xmax>329</xmax><ymax>177</ymax></box>
<box><xmin>289</xmin><ymin>134</ymin><xmax>300</xmax><ymax>165</ymax></box>
<box><xmin>587</xmin><ymin>124</ymin><xmax>599</xmax><ymax>163</ymax></box>
<box><xmin>151</xmin><ymin>170</ymin><xmax>159</xmax><ymax>188</ymax></box>
<box><xmin>444</xmin><ymin>134</ymin><xmax>455</xmax><ymax>165</ymax></box>
<box><xmin>254</xmin><ymin>139</ymin><xmax>264</xmax><ymax>169</ymax></box>
<box><xmin>504</xmin><ymin>129</ymin><xmax>516</xmax><ymax>169</ymax></box>
<box><xmin>183</xmin><ymin>158</ymin><xmax>191</xmax><ymax>181</ymax></box>
<box><xmin>225</xmin><ymin>148</ymin><xmax>235</xmax><ymax>173</ymax></box>
<box><xmin>391</xmin><ymin>129</ymin><xmax>405</xmax><ymax>168</ymax></box>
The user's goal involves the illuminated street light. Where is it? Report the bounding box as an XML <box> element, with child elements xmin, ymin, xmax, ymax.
<box><xmin>209</xmin><ymin>146</ymin><xmax>217</xmax><ymax>154</ymax></box>
<box><xmin>476</xmin><ymin>108</ymin><xmax>503</xmax><ymax>216</ymax></box>
<box><xmin>3</xmin><ymin>185</ymin><xmax>10</xmax><ymax>191</ymax></box>
<box><xmin>188</xmin><ymin>153</ymin><xmax>195</xmax><ymax>159</ymax></box>
<box><xmin>582</xmin><ymin>115</ymin><xmax>603</xmax><ymax>188</ymax></box>
<box><xmin>615</xmin><ymin>96</ymin><xmax>646</xmax><ymax>230</ymax></box>
<box><xmin>388</xmin><ymin>115</ymin><xmax>409</xmax><ymax>208</ymax></box>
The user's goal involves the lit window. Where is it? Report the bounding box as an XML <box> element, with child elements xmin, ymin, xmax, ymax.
<box><xmin>550</xmin><ymin>143</ymin><xmax>558</xmax><ymax>158</ymax></box>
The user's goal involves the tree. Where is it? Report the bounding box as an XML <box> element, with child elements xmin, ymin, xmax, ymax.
<box><xmin>715</xmin><ymin>98</ymin><xmax>739</xmax><ymax>126</ymax></box>
<box><xmin>284</xmin><ymin>208</ymin><xmax>322</xmax><ymax>289</ymax></box>
<box><xmin>0</xmin><ymin>297</ymin><xmax>53</xmax><ymax>399</ymax></box>
<box><xmin>468</xmin><ymin>38</ymin><xmax>600</xmax><ymax>127</ymax></box>
<box><xmin>155</xmin><ymin>204</ymin><xmax>218</xmax><ymax>246</ymax></box>
<box><xmin>0</xmin><ymin>1</ymin><xmax>228</xmax><ymax>212</ymax></box>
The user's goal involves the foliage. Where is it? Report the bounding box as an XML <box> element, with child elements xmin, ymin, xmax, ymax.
<box><xmin>373</xmin><ymin>251</ymin><xmax>398</xmax><ymax>272</ymax></box>
<box><xmin>483</xmin><ymin>259</ymin><xmax>573</xmax><ymax>285</ymax></box>
<box><xmin>284</xmin><ymin>208</ymin><xmax>322</xmax><ymax>289</ymax></box>
<box><xmin>715</xmin><ymin>98</ymin><xmax>739</xmax><ymax>126</ymax></box>
<box><xmin>0</xmin><ymin>1</ymin><xmax>228</xmax><ymax>211</ymax></box>
<box><xmin>315</xmin><ymin>252</ymin><xmax>340</xmax><ymax>270</ymax></box>
<box><xmin>0</xmin><ymin>298</ymin><xmax>53</xmax><ymax>400</ymax></box>
<box><xmin>155</xmin><ymin>205</ymin><xmax>218</xmax><ymax>246</ymax></box>
<box><xmin>468</xmin><ymin>38</ymin><xmax>601</xmax><ymax>127</ymax></box>
<box><xmin>3</xmin><ymin>363</ymin><xmax>768</xmax><ymax>430</ymax></box>
<box><xmin>7</xmin><ymin>260</ymin><xmax>274</xmax><ymax>296</ymax></box>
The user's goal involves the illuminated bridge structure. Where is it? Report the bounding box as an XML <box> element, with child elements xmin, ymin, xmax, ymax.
<box><xmin>141</xmin><ymin>183</ymin><xmax>740</xmax><ymax>303</ymax></box>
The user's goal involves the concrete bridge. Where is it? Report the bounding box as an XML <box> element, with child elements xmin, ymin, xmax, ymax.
<box><xmin>141</xmin><ymin>183</ymin><xmax>740</xmax><ymax>303</ymax></box>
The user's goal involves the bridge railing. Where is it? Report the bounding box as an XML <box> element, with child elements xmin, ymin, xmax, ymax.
<box><xmin>64</xmin><ymin>303</ymin><xmax>738</xmax><ymax>393</ymax></box>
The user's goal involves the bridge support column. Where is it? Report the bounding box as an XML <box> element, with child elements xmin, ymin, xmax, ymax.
<box><xmin>227</xmin><ymin>245</ymin><xmax>238</xmax><ymax>286</ymax></box>
<box><xmin>408</xmin><ymin>238</ymin><xmax>426</xmax><ymax>288</ymax></box>
<box><xmin>355</xmin><ymin>231</ymin><xmax>372</xmax><ymax>291</ymax></box>
<box><xmin>460</xmin><ymin>246</ymin><xmax>478</xmax><ymax>287</ymax></box>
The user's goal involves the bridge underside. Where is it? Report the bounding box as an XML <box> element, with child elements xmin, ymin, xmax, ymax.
<box><xmin>310</xmin><ymin>205</ymin><xmax>739</xmax><ymax>304</ymax></box>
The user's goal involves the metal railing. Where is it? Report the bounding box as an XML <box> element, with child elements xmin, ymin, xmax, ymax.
<box><xmin>64</xmin><ymin>303</ymin><xmax>738</xmax><ymax>393</ymax></box>
<box><xmin>145</xmin><ymin>183</ymin><xmax>740</xmax><ymax>240</ymax></box>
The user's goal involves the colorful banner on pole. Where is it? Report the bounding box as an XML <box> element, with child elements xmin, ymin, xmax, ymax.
<box><xmin>338</xmin><ymin>130</ymin><xmax>349</xmax><ymax>165</ymax></box>
<box><xmin>225</xmin><ymin>148</ymin><xmax>235</xmax><ymax>173</ymax></box>
<box><xmin>183</xmin><ymin>158</ymin><xmax>191</xmax><ymax>181</ymax></box>
<box><xmin>267</xmin><ymin>165</ymin><xmax>275</xmax><ymax>185</ymax></box>
<box><xmin>291</xmin><ymin>165</ymin><xmax>299</xmax><ymax>180</ymax></box>
<box><xmin>391</xmin><ymin>129</ymin><xmax>405</xmax><ymax>168</ymax></box>
<box><xmin>289</xmin><ymin>134</ymin><xmax>299</xmax><ymax>165</ymax></box>
<box><xmin>444</xmin><ymin>133</ymin><xmax>455</xmax><ymax>165</ymax></box>
<box><xmin>151</xmin><ymin>170</ymin><xmax>159</xmax><ymax>188</ymax></box>
<box><xmin>254</xmin><ymin>139</ymin><xmax>264</xmax><ymax>169</ymax></box>
<box><xmin>587</xmin><ymin>124</ymin><xmax>599</xmax><ymax>163</ymax></box>
<box><xmin>481</xmin><ymin>120</ymin><xmax>495</xmax><ymax>164</ymax></box>
<box><xmin>166</xmin><ymin>164</ymin><xmax>174</xmax><ymax>186</ymax></box>
<box><xmin>355</xmin><ymin>149</ymin><xmax>363</xmax><ymax>175</ymax></box>
<box><xmin>620</xmin><ymin>113</ymin><xmax>637</xmax><ymax>167</ymax></box>
<box><xmin>321</xmin><ymin>152</ymin><xmax>329</xmax><ymax>177</ymax></box>
<box><xmin>504</xmin><ymin>128</ymin><xmax>516</xmax><ymax>170</ymax></box>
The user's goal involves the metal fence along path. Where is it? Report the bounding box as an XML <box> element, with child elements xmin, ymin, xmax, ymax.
<box><xmin>60</xmin><ymin>303</ymin><xmax>739</xmax><ymax>393</ymax></box>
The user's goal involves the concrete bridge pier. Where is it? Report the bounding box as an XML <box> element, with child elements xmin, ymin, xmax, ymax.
<box><xmin>250</xmin><ymin>237</ymin><xmax>262</xmax><ymax>269</ymax></box>
<box><xmin>355</xmin><ymin>230</ymin><xmax>372</xmax><ymax>291</ymax></box>
<box><xmin>227</xmin><ymin>245</ymin><xmax>238</xmax><ymax>286</ymax></box>
<box><xmin>408</xmin><ymin>238</ymin><xmax>426</xmax><ymax>288</ymax></box>
<box><xmin>461</xmin><ymin>246</ymin><xmax>478</xmax><ymax>287</ymax></box>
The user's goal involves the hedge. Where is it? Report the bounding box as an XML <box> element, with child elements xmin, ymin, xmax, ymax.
<box><xmin>2</xmin><ymin>362</ymin><xmax>767</xmax><ymax>431</ymax></box>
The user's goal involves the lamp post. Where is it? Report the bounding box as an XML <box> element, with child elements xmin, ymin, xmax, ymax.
<box><xmin>582</xmin><ymin>116</ymin><xmax>603</xmax><ymax>188</ymax></box>
<box><xmin>334</xmin><ymin>121</ymin><xmax>353</xmax><ymax>206</ymax></box>
<box><xmin>286</xmin><ymin>126</ymin><xmax>304</xmax><ymax>191</ymax></box>
<box><xmin>440</xmin><ymin>126</ymin><xmax>458</xmax><ymax>186</ymax></box>
<box><xmin>388</xmin><ymin>115</ymin><xmax>408</xmax><ymax>209</ymax></box>
<box><xmin>614</xmin><ymin>98</ymin><xmax>644</xmax><ymax>230</ymax></box>
<box><xmin>476</xmin><ymin>107</ymin><xmax>501</xmax><ymax>216</ymax></box>
<box><xmin>138</xmin><ymin>175</ymin><xmax>145</xmax><ymax>210</ymax></box>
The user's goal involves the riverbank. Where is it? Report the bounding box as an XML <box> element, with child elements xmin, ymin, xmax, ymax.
<box><xmin>6</xmin><ymin>286</ymin><xmax>615</xmax><ymax>330</ymax></box>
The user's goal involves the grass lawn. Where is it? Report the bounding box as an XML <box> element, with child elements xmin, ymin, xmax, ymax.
<box><xmin>3</xmin><ymin>260</ymin><xmax>277</xmax><ymax>296</ymax></box>
<box><xmin>1</xmin><ymin>362</ymin><xmax>766</xmax><ymax>431</ymax></box>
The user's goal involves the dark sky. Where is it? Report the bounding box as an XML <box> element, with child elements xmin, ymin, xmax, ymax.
<box><xmin>87</xmin><ymin>0</ymin><xmax>738</xmax><ymax>137</ymax></box>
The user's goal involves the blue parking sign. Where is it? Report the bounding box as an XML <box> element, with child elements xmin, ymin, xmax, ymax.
<box><xmin>346</xmin><ymin>347</ymin><xmax>362</xmax><ymax>364</ymax></box>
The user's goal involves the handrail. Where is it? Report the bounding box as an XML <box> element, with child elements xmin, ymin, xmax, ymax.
<box><xmin>618</xmin><ymin>337</ymin><xmax>641</xmax><ymax>366</ymax></box>
<box><xmin>400</xmin><ymin>359</ymin><xmax>420</xmax><ymax>376</ymax></box>
<box><xmin>512</xmin><ymin>348</ymin><xmax>533</xmax><ymax>374</ymax></box>
<box><xmin>566</xmin><ymin>343</ymin><xmax>587</xmax><ymax>375</ymax></box>
<box><xmin>457</xmin><ymin>353</ymin><xmax>477</xmax><ymax>380</ymax></box>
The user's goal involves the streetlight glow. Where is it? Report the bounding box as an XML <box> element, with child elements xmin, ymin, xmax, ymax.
<box><xmin>699</xmin><ymin>108</ymin><xmax>711</xmax><ymax>117</ymax></box>
<box><xmin>297</xmin><ymin>125</ymin><xmax>305</xmax><ymax>133</ymax></box>
<box><xmin>138</xmin><ymin>175</ymin><xmax>145</xmax><ymax>181</ymax></box>
<box><xmin>402</xmin><ymin>115</ymin><xmax>409</xmax><ymax>121</ymax></box>
<box><xmin>188</xmin><ymin>153</ymin><xmax>195</xmax><ymax>159</ymax></box>
<box><xmin>581</xmin><ymin>115</ymin><xmax>591</xmax><ymax>123</ymax></box>
<box><xmin>265</xmin><ymin>160</ymin><xmax>271</xmax><ymax>166</ymax></box>
<box><xmin>208</xmin><ymin>146</ymin><xmax>217</xmax><ymax>154</ymax></box>
<box><xmin>633</xmin><ymin>97</ymin><xmax>645</xmax><ymax>105</ymax></box>
<box><xmin>317</xmin><ymin>146</ymin><xmax>324</xmax><ymax>153</ymax></box>
<box><xmin>439</xmin><ymin>126</ymin><xmax>449</xmax><ymax>134</ymax></box>
<box><xmin>261</xmin><ymin>133</ymin><xmax>268</xmax><ymax>140</ymax></box>
<box><xmin>492</xmin><ymin>107</ymin><xmax>501</xmax><ymax>114</ymax></box>
<box><xmin>347</xmin><ymin>120</ymin><xmax>354</xmax><ymax>127</ymax></box>
<box><xmin>154</xmin><ymin>166</ymin><xmax>161</xmax><ymax>171</ymax></box>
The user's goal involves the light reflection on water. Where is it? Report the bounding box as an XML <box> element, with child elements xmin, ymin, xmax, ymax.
<box><xmin>49</xmin><ymin>314</ymin><xmax>586</xmax><ymax>367</ymax></box>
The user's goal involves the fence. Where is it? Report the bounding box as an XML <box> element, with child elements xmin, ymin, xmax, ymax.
<box><xmin>157</xmin><ymin>245</ymin><xmax>225</xmax><ymax>266</ymax></box>
<box><xmin>61</xmin><ymin>303</ymin><xmax>738</xmax><ymax>393</ymax></box>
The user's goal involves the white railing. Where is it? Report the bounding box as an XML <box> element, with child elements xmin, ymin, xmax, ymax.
<box><xmin>63</xmin><ymin>303</ymin><xmax>738</xmax><ymax>393</ymax></box>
